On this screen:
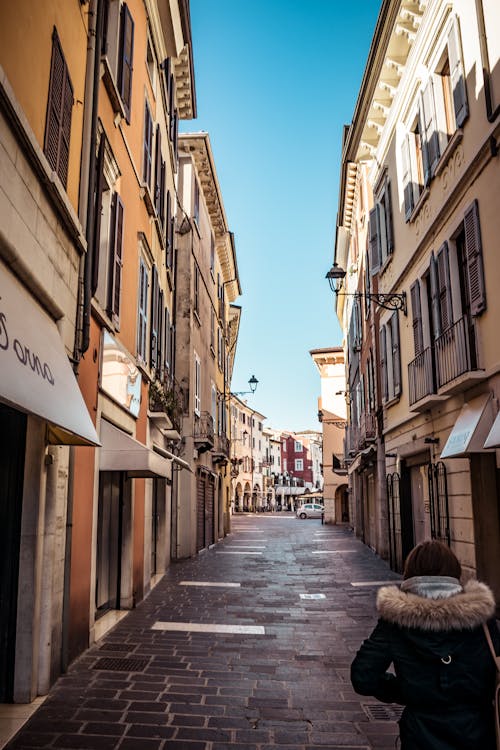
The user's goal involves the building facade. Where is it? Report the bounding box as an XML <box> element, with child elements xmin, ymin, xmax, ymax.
<box><xmin>333</xmin><ymin>0</ymin><xmax>500</xmax><ymax>602</ymax></box>
<box><xmin>229</xmin><ymin>396</ymin><xmax>266</xmax><ymax>511</ymax></box>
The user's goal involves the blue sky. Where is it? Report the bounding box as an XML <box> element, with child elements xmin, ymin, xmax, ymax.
<box><xmin>181</xmin><ymin>0</ymin><xmax>380</xmax><ymax>431</ymax></box>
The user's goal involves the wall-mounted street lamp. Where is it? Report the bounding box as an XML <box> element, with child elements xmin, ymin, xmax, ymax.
<box><xmin>233</xmin><ymin>375</ymin><xmax>259</xmax><ymax>397</ymax></box>
<box><xmin>326</xmin><ymin>263</ymin><xmax>407</xmax><ymax>315</ymax></box>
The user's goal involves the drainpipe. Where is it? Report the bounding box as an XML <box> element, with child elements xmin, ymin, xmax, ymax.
<box><xmin>475</xmin><ymin>0</ymin><xmax>500</xmax><ymax>124</ymax></box>
<box><xmin>62</xmin><ymin>0</ymin><xmax>103</xmax><ymax>672</ymax></box>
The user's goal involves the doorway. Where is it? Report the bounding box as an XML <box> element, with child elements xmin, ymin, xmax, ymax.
<box><xmin>0</xmin><ymin>403</ymin><xmax>26</xmax><ymax>702</ymax></box>
<box><xmin>95</xmin><ymin>471</ymin><xmax>129</xmax><ymax>615</ymax></box>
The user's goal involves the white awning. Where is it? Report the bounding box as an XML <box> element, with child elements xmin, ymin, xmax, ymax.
<box><xmin>483</xmin><ymin>409</ymin><xmax>500</xmax><ymax>449</ymax></box>
<box><xmin>100</xmin><ymin>420</ymin><xmax>172</xmax><ymax>478</ymax></box>
<box><xmin>440</xmin><ymin>393</ymin><xmax>495</xmax><ymax>458</ymax></box>
<box><xmin>0</xmin><ymin>263</ymin><xmax>99</xmax><ymax>446</ymax></box>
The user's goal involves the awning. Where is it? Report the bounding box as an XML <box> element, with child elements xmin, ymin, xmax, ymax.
<box><xmin>0</xmin><ymin>263</ymin><xmax>99</xmax><ymax>446</ymax></box>
<box><xmin>100</xmin><ymin>420</ymin><xmax>172</xmax><ymax>478</ymax></box>
<box><xmin>440</xmin><ymin>393</ymin><xmax>495</xmax><ymax>458</ymax></box>
<box><xmin>483</xmin><ymin>409</ymin><xmax>500</xmax><ymax>449</ymax></box>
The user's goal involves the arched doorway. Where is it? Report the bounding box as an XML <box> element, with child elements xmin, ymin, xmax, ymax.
<box><xmin>234</xmin><ymin>481</ymin><xmax>243</xmax><ymax>512</ymax></box>
<box><xmin>243</xmin><ymin>482</ymin><xmax>251</xmax><ymax>511</ymax></box>
<box><xmin>335</xmin><ymin>483</ymin><xmax>350</xmax><ymax>523</ymax></box>
<box><xmin>253</xmin><ymin>483</ymin><xmax>261</xmax><ymax>511</ymax></box>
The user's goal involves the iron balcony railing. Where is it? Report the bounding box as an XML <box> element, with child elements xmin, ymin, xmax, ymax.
<box><xmin>213</xmin><ymin>433</ymin><xmax>229</xmax><ymax>458</ymax></box>
<box><xmin>194</xmin><ymin>411</ymin><xmax>214</xmax><ymax>450</ymax></box>
<box><xmin>435</xmin><ymin>316</ymin><xmax>477</xmax><ymax>388</ymax></box>
<box><xmin>359</xmin><ymin>412</ymin><xmax>377</xmax><ymax>445</ymax></box>
<box><xmin>408</xmin><ymin>346</ymin><xmax>435</xmax><ymax>405</ymax></box>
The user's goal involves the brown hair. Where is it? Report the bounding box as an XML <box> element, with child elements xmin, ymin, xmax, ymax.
<box><xmin>403</xmin><ymin>540</ymin><xmax>462</xmax><ymax>580</ymax></box>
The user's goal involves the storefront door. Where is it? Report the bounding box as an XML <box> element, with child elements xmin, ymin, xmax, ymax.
<box><xmin>96</xmin><ymin>471</ymin><xmax>124</xmax><ymax>615</ymax></box>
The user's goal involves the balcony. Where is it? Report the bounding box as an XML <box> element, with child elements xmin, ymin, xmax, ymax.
<box><xmin>359</xmin><ymin>412</ymin><xmax>377</xmax><ymax>446</ymax></box>
<box><xmin>345</xmin><ymin>425</ymin><xmax>360</xmax><ymax>457</ymax></box>
<box><xmin>409</xmin><ymin>317</ymin><xmax>485</xmax><ymax>409</ymax></box>
<box><xmin>212</xmin><ymin>433</ymin><xmax>230</xmax><ymax>464</ymax></box>
<box><xmin>194</xmin><ymin>411</ymin><xmax>214</xmax><ymax>453</ymax></box>
<box><xmin>148</xmin><ymin>378</ymin><xmax>183</xmax><ymax>433</ymax></box>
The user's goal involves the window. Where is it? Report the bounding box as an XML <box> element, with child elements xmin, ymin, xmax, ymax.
<box><xmin>137</xmin><ymin>258</ymin><xmax>149</xmax><ymax>363</ymax></box>
<box><xmin>194</xmin><ymin>264</ymin><xmax>200</xmax><ymax>317</ymax></box>
<box><xmin>218</xmin><ymin>326</ymin><xmax>224</xmax><ymax>371</ymax></box>
<box><xmin>142</xmin><ymin>99</ymin><xmax>153</xmax><ymax>188</ymax></box>
<box><xmin>211</xmin><ymin>382</ymin><xmax>217</xmax><ymax>429</ymax></box>
<box><xmin>369</xmin><ymin>179</ymin><xmax>394</xmax><ymax>273</ymax></box>
<box><xmin>283</xmin><ymin>459</ymin><xmax>287</xmax><ymax>472</ymax></box>
<box><xmin>194</xmin><ymin>353</ymin><xmax>201</xmax><ymax>415</ymax></box>
<box><xmin>410</xmin><ymin>280</ymin><xmax>424</xmax><ymax>356</ymax></box>
<box><xmin>430</xmin><ymin>243</ymin><xmax>453</xmax><ymax>339</ymax></box>
<box><xmin>163</xmin><ymin>305</ymin><xmax>172</xmax><ymax>378</ymax></box>
<box><xmin>294</xmin><ymin>441</ymin><xmax>302</xmax><ymax>452</ymax></box>
<box><xmin>210</xmin><ymin>234</ymin><xmax>215</xmax><ymax>276</ymax></box>
<box><xmin>165</xmin><ymin>191</ymin><xmax>174</xmax><ymax>268</ymax></box>
<box><xmin>295</xmin><ymin>459</ymin><xmax>303</xmax><ymax>471</ymax></box>
<box><xmin>154</xmin><ymin>125</ymin><xmax>164</xmax><ymax>217</ymax></box>
<box><xmin>44</xmin><ymin>28</ymin><xmax>73</xmax><ymax>188</ymax></box>
<box><xmin>210</xmin><ymin>308</ymin><xmax>215</xmax><ymax>353</ymax></box>
<box><xmin>149</xmin><ymin>265</ymin><xmax>160</xmax><ymax>370</ymax></box>
<box><xmin>193</xmin><ymin>178</ymin><xmax>200</xmax><ymax>225</ymax></box>
<box><xmin>283</xmin><ymin>441</ymin><xmax>286</xmax><ymax>452</ymax></box>
<box><xmin>146</xmin><ymin>34</ymin><xmax>155</xmax><ymax>85</ymax></box>
<box><xmin>380</xmin><ymin>312</ymin><xmax>401</xmax><ymax>402</ymax></box>
<box><xmin>117</xmin><ymin>3</ymin><xmax>134</xmax><ymax>120</ymax></box>
<box><xmin>402</xmin><ymin>16</ymin><xmax>468</xmax><ymax>220</ymax></box>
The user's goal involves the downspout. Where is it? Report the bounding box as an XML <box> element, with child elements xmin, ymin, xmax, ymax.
<box><xmin>475</xmin><ymin>0</ymin><xmax>500</xmax><ymax>123</ymax></box>
<box><xmin>63</xmin><ymin>0</ymin><xmax>103</xmax><ymax>672</ymax></box>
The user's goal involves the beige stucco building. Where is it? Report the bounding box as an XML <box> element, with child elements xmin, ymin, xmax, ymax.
<box><xmin>333</xmin><ymin>0</ymin><xmax>500</xmax><ymax>603</ymax></box>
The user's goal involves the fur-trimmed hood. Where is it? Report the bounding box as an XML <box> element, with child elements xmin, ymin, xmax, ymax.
<box><xmin>377</xmin><ymin>579</ymin><xmax>495</xmax><ymax>631</ymax></box>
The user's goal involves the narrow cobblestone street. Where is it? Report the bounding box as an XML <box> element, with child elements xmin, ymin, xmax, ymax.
<box><xmin>6</xmin><ymin>517</ymin><xmax>402</xmax><ymax>750</ymax></box>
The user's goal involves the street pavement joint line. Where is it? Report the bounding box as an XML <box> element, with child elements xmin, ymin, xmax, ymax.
<box><xmin>151</xmin><ymin>621</ymin><xmax>266</xmax><ymax>635</ymax></box>
<box><xmin>300</xmin><ymin>593</ymin><xmax>326</xmax><ymax>600</ymax></box>
<box><xmin>216</xmin><ymin>551</ymin><xmax>263</xmax><ymax>555</ymax></box>
<box><xmin>311</xmin><ymin>549</ymin><xmax>357</xmax><ymax>554</ymax></box>
<box><xmin>351</xmin><ymin>580</ymin><xmax>402</xmax><ymax>587</ymax></box>
<box><xmin>224</xmin><ymin>545</ymin><xmax>266</xmax><ymax>549</ymax></box>
<box><xmin>179</xmin><ymin>581</ymin><xmax>241</xmax><ymax>587</ymax></box>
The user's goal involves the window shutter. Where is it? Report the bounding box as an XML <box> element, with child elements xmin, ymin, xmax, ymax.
<box><xmin>163</xmin><ymin>58</ymin><xmax>172</xmax><ymax>112</ymax></box>
<box><xmin>421</xmin><ymin>78</ymin><xmax>440</xmax><ymax>182</ymax></box>
<box><xmin>380</xmin><ymin>325</ymin><xmax>388</xmax><ymax>402</ymax></box>
<box><xmin>91</xmin><ymin>136</ymin><xmax>106</xmax><ymax>296</ymax></box>
<box><xmin>157</xmin><ymin>288</ymin><xmax>164</xmax><ymax>379</ymax></box>
<box><xmin>44</xmin><ymin>28</ymin><xmax>73</xmax><ymax>188</ymax></box>
<box><xmin>410</xmin><ymin>281</ymin><xmax>424</xmax><ymax>356</ymax></box>
<box><xmin>401</xmin><ymin>135</ymin><xmax>414</xmax><ymax>220</ymax></box>
<box><xmin>368</xmin><ymin>205</ymin><xmax>381</xmax><ymax>274</ymax></box>
<box><xmin>391</xmin><ymin>312</ymin><xmax>401</xmax><ymax>397</ymax></box>
<box><xmin>165</xmin><ymin>191</ymin><xmax>173</xmax><ymax>268</ymax></box>
<box><xmin>150</xmin><ymin>265</ymin><xmax>159</xmax><ymax>369</ymax></box>
<box><xmin>384</xmin><ymin>181</ymin><xmax>394</xmax><ymax>255</ymax></box>
<box><xmin>464</xmin><ymin>200</ymin><xmax>486</xmax><ymax>316</ymax></box>
<box><xmin>154</xmin><ymin>125</ymin><xmax>162</xmax><ymax>215</ymax></box>
<box><xmin>436</xmin><ymin>242</ymin><xmax>453</xmax><ymax>332</ymax></box>
<box><xmin>159</xmin><ymin>160</ymin><xmax>166</xmax><ymax>227</ymax></box>
<box><xmin>448</xmin><ymin>16</ymin><xmax>468</xmax><ymax>127</ymax></box>
<box><xmin>364</xmin><ymin>250</ymin><xmax>371</xmax><ymax>318</ymax></box>
<box><xmin>108</xmin><ymin>193</ymin><xmax>124</xmax><ymax>328</ymax></box>
<box><xmin>168</xmin><ymin>74</ymin><xmax>175</xmax><ymax>133</ymax></box>
<box><xmin>143</xmin><ymin>101</ymin><xmax>153</xmax><ymax>187</ymax></box>
<box><xmin>137</xmin><ymin>259</ymin><xmax>148</xmax><ymax>361</ymax></box>
<box><xmin>429</xmin><ymin>253</ymin><xmax>441</xmax><ymax>340</ymax></box>
<box><xmin>118</xmin><ymin>3</ymin><xmax>134</xmax><ymax>120</ymax></box>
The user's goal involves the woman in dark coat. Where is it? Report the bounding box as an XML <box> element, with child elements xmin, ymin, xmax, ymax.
<box><xmin>351</xmin><ymin>540</ymin><xmax>499</xmax><ymax>750</ymax></box>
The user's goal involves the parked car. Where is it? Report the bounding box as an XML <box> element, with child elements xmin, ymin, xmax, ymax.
<box><xmin>296</xmin><ymin>503</ymin><xmax>324</xmax><ymax>519</ymax></box>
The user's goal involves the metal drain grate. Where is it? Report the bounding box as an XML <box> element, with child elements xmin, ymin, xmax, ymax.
<box><xmin>99</xmin><ymin>643</ymin><xmax>136</xmax><ymax>652</ymax></box>
<box><xmin>93</xmin><ymin>657</ymin><xmax>149</xmax><ymax>672</ymax></box>
<box><xmin>363</xmin><ymin>703</ymin><xmax>404</xmax><ymax>722</ymax></box>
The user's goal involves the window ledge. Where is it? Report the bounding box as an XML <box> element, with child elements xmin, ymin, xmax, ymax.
<box><xmin>434</xmin><ymin>129</ymin><xmax>463</xmax><ymax>178</ymax></box>
<box><xmin>140</xmin><ymin>183</ymin><xmax>155</xmax><ymax>216</ymax></box>
<box><xmin>382</xmin><ymin>394</ymin><xmax>401</xmax><ymax>409</ymax></box>
<box><xmin>408</xmin><ymin>187</ymin><xmax>430</xmax><ymax>224</ymax></box>
<box><xmin>101</xmin><ymin>56</ymin><xmax>127</xmax><ymax>122</ymax></box>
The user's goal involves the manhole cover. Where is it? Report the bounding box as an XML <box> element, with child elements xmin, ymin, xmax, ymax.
<box><xmin>99</xmin><ymin>643</ymin><xmax>135</xmax><ymax>652</ymax></box>
<box><xmin>363</xmin><ymin>704</ymin><xmax>404</xmax><ymax>722</ymax></box>
<box><xmin>93</xmin><ymin>657</ymin><xmax>149</xmax><ymax>672</ymax></box>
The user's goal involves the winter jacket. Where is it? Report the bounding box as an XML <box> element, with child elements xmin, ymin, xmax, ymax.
<box><xmin>350</xmin><ymin>577</ymin><xmax>500</xmax><ymax>750</ymax></box>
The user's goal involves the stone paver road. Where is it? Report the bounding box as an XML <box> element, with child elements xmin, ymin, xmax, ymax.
<box><xmin>6</xmin><ymin>516</ymin><xmax>403</xmax><ymax>750</ymax></box>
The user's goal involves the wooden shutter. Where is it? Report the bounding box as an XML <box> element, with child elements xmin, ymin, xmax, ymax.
<box><xmin>364</xmin><ymin>250</ymin><xmax>371</xmax><ymax>317</ymax></box>
<box><xmin>143</xmin><ymin>101</ymin><xmax>153</xmax><ymax>187</ymax></box>
<box><xmin>118</xmin><ymin>3</ymin><xmax>134</xmax><ymax>120</ymax></box>
<box><xmin>464</xmin><ymin>200</ymin><xmax>486</xmax><ymax>316</ymax></box>
<box><xmin>137</xmin><ymin>259</ymin><xmax>148</xmax><ymax>361</ymax></box>
<box><xmin>401</xmin><ymin>135</ymin><xmax>414</xmax><ymax>220</ymax></box>
<box><xmin>108</xmin><ymin>193</ymin><xmax>124</xmax><ymax>328</ymax></box>
<box><xmin>429</xmin><ymin>253</ymin><xmax>441</xmax><ymax>340</ymax></box>
<box><xmin>168</xmin><ymin>74</ymin><xmax>175</xmax><ymax>131</ymax></box>
<box><xmin>91</xmin><ymin>136</ymin><xmax>106</xmax><ymax>295</ymax></box>
<box><xmin>44</xmin><ymin>28</ymin><xmax>73</xmax><ymax>188</ymax></box>
<box><xmin>165</xmin><ymin>191</ymin><xmax>173</xmax><ymax>268</ymax></box>
<box><xmin>448</xmin><ymin>16</ymin><xmax>468</xmax><ymax>127</ymax></box>
<box><xmin>159</xmin><ymin>160</ymin><xmax>166</xmax><ymax>227</ymax></box>
<box><xmin>368</xmin><ymin>205</ymin><xmax>381</xmax><ymax>274</ymax></box>
<box><xmin>436</xmin><ymin>242</ymin><xmax>453</xmax><ymax>332</ymax></box>
<box><xmin>164</xmin><ymin>306</ymin><xmax>171</xmax><ymax>376</ymax></box>
<box><xmin>150</xmin><ymin>265</ymin><xmax>159</xmax><ymax>369</ymax></box>
<box><xmin>384</xmin><ymin>181</ymin><xmax>394</xmax><ymax>255</ymax></box>
<box><xmin>380</xmin><ymin>325</ymin><xmax>388</xmax><ymax>402</ymax></box>
<box><xmin>421</xmin><ymin>78</ymin><xmax>440</xmax><ymax>182</ymax></box>
<box><xmin>391</xmin><ymin>312</ymin><xmax>401</xmax><ymax>397</ymax></box>
<box><xmin>410</xmin><ymin>281</ymin><xmax>424</xmax><ymax>356</ymax></box>
<box><xmin>154</xmin><ymin>125</ymin><xmax>162</xmax><ymax>215</ymax></box>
